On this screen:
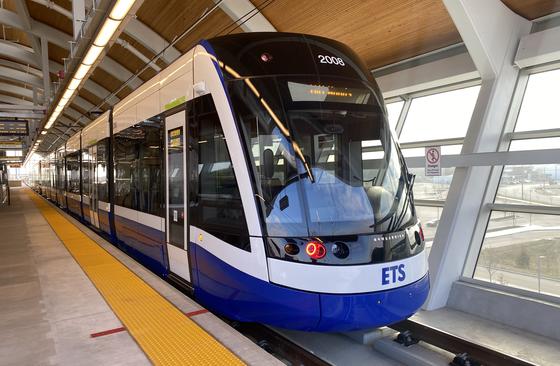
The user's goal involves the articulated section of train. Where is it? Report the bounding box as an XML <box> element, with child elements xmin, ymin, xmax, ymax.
<box><xmin>28</xmin><ymin>32</ymin><xmax>429</xmax><ymax>332</ymax></box>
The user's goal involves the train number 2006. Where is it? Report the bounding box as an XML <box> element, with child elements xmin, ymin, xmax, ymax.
<box><xmin>318</xmin><ymin>55</ymin><xmax>345</xmax><ymax>66</ymax></box>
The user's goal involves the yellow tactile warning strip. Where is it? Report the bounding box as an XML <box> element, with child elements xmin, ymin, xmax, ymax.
<box><xmin>28</xmin><ymin>190</ymin><xmax>244</xmax><ymax>366</ymax></box>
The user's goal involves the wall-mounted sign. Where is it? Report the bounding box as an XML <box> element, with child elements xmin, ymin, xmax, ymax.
<box><xmin>425</xmin><ymin>146</ymin><xmax>441</xmax><ymax>177</ymax></box>
<box><xmin>0</xmin><ymin>120</ymin><xmax>29</xmax><ymax>136</ymax></box>
<box><xmin>0</xmin><ymin>141</ymin><xmax>23</xmax><ymax>149</ymax></box>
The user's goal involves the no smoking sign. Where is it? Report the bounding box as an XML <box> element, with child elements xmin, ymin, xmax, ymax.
<box><xmin>425</xmin><ymin>146</ymin><xmax>441</xmax><ymax>176</ymax></box>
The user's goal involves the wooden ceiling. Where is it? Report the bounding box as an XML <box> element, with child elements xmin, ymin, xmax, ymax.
<box><xmin>0</xmin><ymin>0</ymin><xmax>560</xmax><ymax>152</ymax></box>
<box><xmin>251</xmin><ymin>0</ymin><xmax>461</xmax><ymax>70</ymax></box>
<box><xmin>502</xmin><ymin>0</ymin><xmax>560</xmax><ymax>20</ymax></box>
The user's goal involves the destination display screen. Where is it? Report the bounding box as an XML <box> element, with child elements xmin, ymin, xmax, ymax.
<box><xmin>0</xmin><ymin>120</ymin><xmax>29</xmax><ymax>136</ymax></box>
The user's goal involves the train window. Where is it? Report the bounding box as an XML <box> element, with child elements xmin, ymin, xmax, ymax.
<box><xmin>65</xmin><ymin>152</ymin><xmax>81</xmax><ymax>194</ymax></box>
<box><xmin>228</xmin><ymin>78</ymin><xmax>306</xmax><ymax>236</ymax></box>
<box><xmin>114</xmin><ymin>131</ymin><xmax>137</xmax><ymax>209</ymax></box>
<box><xmin>81</xmin><ymin>149</ymin><xmax>91</xmax><ymax>196</ymax></box>
<box><xmin>56</xmin><ymin>153</ymin><xmax>65</xmax><ymax>190</ymax></box>
<box><xmin>138</xmin><ymin>117</ymin><xmax>163</xmax><ymax>217</ymax></box>
<box><xmin>189</xmin><ymin>94</ymin><xmax>250</xmax><ymax>251</ymax></box>
<box><xmin>114</xmin><ymin>117</ymin><xmax>163</xmax><ymax>216</ymax></box>
<box><xmin>96</xmin><ymin>139</ymin><xmax>109</xmax><ymax>202</ymax></box>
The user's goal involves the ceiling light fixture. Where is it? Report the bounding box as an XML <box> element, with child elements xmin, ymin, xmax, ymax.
<box><xmin>40</xmin><ymin>0</ymin><xmax>136</xmax><ymax>134</ymax></box>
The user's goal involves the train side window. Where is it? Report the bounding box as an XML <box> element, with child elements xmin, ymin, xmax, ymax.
<box><xmin>96</xmin><ymin>139</ymin><xmax>109</xmax><ymax>203</ymax></box>
<box><xmin>137</xmin><ymin>117</ymin><xmax>164</xmax><ymax>217</ymax></box>
<box><xmin>189</xmin><ymin>94</ymin><xmax>250</xmax><ymax>251</ymax></box>
<box><xmin>113</xmin><ymin>118</ymin><xmax>163</xmax><ymax>216</ymax></box>
<box><xmin>65</xmin><ymin>152</ymin><xmax>81</xmax><ymax>194</ymax></box>
<box><xmin>114</xmin><ymin>132</ymin><xmax>138</xmax><ymax>210</ymax></box>
<box><xmin>81</xmin><ymin>149</ymin><xmax>90</xmax><ymax>195</ymax></box>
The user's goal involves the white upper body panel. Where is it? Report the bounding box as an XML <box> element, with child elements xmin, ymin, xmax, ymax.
<box><xmin>65</xmin><ymin>131</ymin><xmax>81</xmax><ymax>153</ymax></box>
<box><xmin>268</xmin><ymin>250</ymin><xmax>429</xmax><ymax>294</ymax></box>
<box><xmin>82</xmin><ymin>111</ymin><xmax>110</xmax><ymax>148</ymax></box>
<box><xmin>112</xmin><ymin>49</ymin><xmax>194</xmax><ymax>134</ymax></box>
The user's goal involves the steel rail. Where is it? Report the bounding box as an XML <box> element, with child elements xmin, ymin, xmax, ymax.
<box><xmin>390</xmin><ymin>319</ymin><xmax>538</xmax><ymax>366</ymax></box>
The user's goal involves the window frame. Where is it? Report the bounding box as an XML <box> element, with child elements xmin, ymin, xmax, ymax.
<box><xmin>463</xmin><ymin>63</ymin><xmax>560</xmax><ymax>294</ymax></box>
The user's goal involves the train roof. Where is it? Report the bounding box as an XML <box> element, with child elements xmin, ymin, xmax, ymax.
<box><xmin>206</xmin><ymin>32</ymin><xmax>376</xmax><ymax>84</ymax></box>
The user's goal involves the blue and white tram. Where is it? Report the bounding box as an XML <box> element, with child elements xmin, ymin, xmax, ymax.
<box><xmin>31</xmin><ymin>33</ymin><xmax>429</xmax><ymax>332</ymax></box>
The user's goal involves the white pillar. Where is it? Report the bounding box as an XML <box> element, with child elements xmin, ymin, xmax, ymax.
<box><xmin>216</xmin><ymin>0</ymin><xmax>276</xmax><ymax>32</ymax></box>
<box><xmin>425</xmin><ymin>0</ymin><xmax>531</xmax><ymax>310</ymax></box>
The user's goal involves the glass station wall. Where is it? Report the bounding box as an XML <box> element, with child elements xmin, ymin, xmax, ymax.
<box><xmin>474</xmin><ymin>68</ymin><xmax>560</xmax><ymax>297</ymax></box>
<box><xmin>387</xmin><ymin>84</ymin><xmax>481</xmax><ymax>252</ymax></box>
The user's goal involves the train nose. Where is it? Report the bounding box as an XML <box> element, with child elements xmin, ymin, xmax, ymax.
<box><xmin>313</xmin><ymin>273</ymin><xmax>430</xmax><ymax>332</ymax></box>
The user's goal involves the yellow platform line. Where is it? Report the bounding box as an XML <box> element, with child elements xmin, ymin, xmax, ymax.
<box><xmin>28</xmin><ymin>190</ymin><xmax>244</xmax><ymax>366</ymax></box>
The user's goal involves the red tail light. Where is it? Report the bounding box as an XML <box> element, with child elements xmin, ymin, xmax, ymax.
<box><xmin>419</xmin><ymin>225</ymin><xmax>425</xmax><ymax>242</ymax></box>
<box><xmin>306</xmin><ymin>241</ymin><xmax>326</xmax><ymax>260</ymax></box>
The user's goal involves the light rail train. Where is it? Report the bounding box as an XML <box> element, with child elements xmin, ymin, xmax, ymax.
<box><xmin>29</xmin><ymin>33</ymin><xmax>429</xmax><ymax>331</ymax></box>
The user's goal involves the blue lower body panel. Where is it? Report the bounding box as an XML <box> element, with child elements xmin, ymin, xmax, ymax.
<box><xmin>192</xmin><ymin>244</ymin><xmax>430</xmax><ymax>332</ymax></box>
<box><xmin>67</xmin><ymin>196</ymin><xmax>81</xmax><ymax>218</ymax></box>
<box><xmin>98</xmin><ymin>209</ymin><xmax>111</xmax><ymax>236</ymax></box>
<box><xmin>82</xmin><ymin>203</ymin><xmax>91</xmax><ymax>224</ymax></box>
<box><xmin>114</xmin><ymin>214</ymin><xmax>167</xmax><ymax>276</ymax></box>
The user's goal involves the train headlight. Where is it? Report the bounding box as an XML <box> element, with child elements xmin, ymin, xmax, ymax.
<box><xmin>306</xmin><ymin>241</ymin><xmax>326</xmax><ymax>260</ymax></box>
<box><xmin>284</xmin><ymin>242</ymin><xmax>300</xmax><ymax>255</ymax></box>
<box><xmin>332</xmin><ymin>242</ymin><xmax>349</xmax><ymax>259</ymax></box>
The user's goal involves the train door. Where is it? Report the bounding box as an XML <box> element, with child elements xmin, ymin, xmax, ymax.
<box><xmin>165</xmin><ymin>109</ymin><xmax>190</xmax><ymax>281</ymax></box>
<box><xmin>89</xmin><ymin>145</ymin><xmax>100</xmax><ymax>228</ymax></box>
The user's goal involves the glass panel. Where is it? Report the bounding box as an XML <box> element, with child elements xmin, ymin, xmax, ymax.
<box><xmin>229</xmin><ymin>76</ymin><xmax>415</xmax><ymax>237</ymax></box>
<box><xmin>138</xmin><ymin>118</ymin><xmax>163</xmax><ymax>216</ymax></box>
<box><xmin>415</xmin><ymin>205</ymin><xmax>443</xmax><ymax>254</ymax></box>
<box><xmin>495</xmin><ymin>165</ymin><xmax>560</xmax><ymax>206</ymax></box>
<box><xmin>514</xmin><ymin>68</ymin><xmax>560</xmax><ymax>132</ymax></box>
<box><xmin>386</xmin><ymin>100</ymin><xmax>404</xmax><ymax>129</ymax></box>
<box><xmin>168</xmin><ymin>125</ymin><xmax>184</xmax><ymax>248</ymax></box>
<box><xmin>189</xmin><ymin>94</ymin><xmax>250</xmax><ymax>251</ymax></box>
<box><xmin>510</xmin><ymin>137</ymin><xmax>560</xmax><ymax>151</ymax></box>
<box><xmin>65</xmin><ymin>152</ymin><xmax>80</xmax><ymax>194</ymax></box>
<box><xmin>114</xmin><ymin>118</ymin><xmax>163</xmax><ymax>215</ymax></box>
<box><xmin>474</xmin><ymin>211</ymin><xmax>560</xmax><ymax>297</ymax></box>
<box><xmin>114</xmin><ymin>131</ymin><xmax>137</xmax><ymax>209</ymax></box>
<box><xmin>96</xmin><ymin>140</ymin><xmax>109</xmax><ymax>202</ymax></box>
<box><xmin>401</xmin><ymin>145</ymin><xmax>462</xmax><ymax>157</ymax></box>
<box><xmin>410</xmin><ymin>167</ymin><xmax>455</xmax><ymax>201</ymax></box>
<box><xmin>81</xmin><ymin>149</ymin><xmax>90</xmax><ymax>197</ymax></box>
<box><xmin>399</xmin><ymin>85</ymin><xmax>480</xmax><ymax>143</ymax></box>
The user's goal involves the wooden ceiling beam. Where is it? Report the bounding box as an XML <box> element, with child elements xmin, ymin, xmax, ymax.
<box><xmin>0</xmin><ymin>66</ymin><xmax>43</xmax><ymax>88</ymax></box>
<box><xmin>0</xmin><ymin>81</ymin><xmax>39</xmax><ymax>100</ymax></box>
<box><xmin>26</xmin><ymin>2</ymin><xmax>181</xmax><ymax>65</ymax></box>
<box><xmin>0</xmin><ymin>94</ymin><xmax>33</xmax><ymax>105</ymax></box>
<box><xmin>0</xmin><ymin>8</ymin><xmax>141</xmax><ymax>89</ymax></box>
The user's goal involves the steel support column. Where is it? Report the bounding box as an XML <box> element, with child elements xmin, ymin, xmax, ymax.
<box><xmin>72</xmin><ymin>0</ymin><xmax>86</xmax><ymax>40</ymax></box>
<box><xmin>41</xmin><ymin>36</ymin><xmax>50</xmax><ymax>104</ymax></box>
<box><xmin>424</xmin><ymin>0</ymin><xmax>531</xmax><ymax>310</ymax></box>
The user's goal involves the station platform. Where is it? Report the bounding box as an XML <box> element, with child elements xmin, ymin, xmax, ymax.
<box><xmin>0</xmin><ymin>187</ymin><xmax>281</xmax><ymax>366</ymax></box>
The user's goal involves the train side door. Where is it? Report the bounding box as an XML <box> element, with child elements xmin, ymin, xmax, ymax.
<box><xmin>89</xmin><ymin>145</ymin><xmax>100</xmax><ymax>228</ymax></box>
<box><xmin>165</xmin><ymin>109</ymin><xmax>190</xmax><ymax>281</ymax></box>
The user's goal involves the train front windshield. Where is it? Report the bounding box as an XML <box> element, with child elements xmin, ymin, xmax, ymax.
<box><xmin>229</xmin><ymin>76</ymin><xmax>415</xmax><ymax>237</ymax></box>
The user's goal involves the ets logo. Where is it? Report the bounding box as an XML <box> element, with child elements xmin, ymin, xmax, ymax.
<box><xmin>381</xmin><ymin>264</ymin><xmax>406</xmax><ymax>285</ymax></box>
